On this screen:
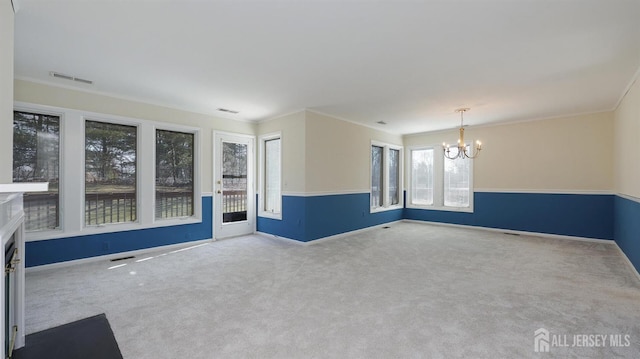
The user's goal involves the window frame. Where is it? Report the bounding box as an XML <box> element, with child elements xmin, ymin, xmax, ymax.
<box><xmin>370</xmin><ymin>140</ymin><xmax>404</xmax><ymax>213</ymax></box>
<box><xmin>83</xmin><ymin>118</ymin><xmax>140</xmax><ymax>227</ymax></box>
<box><xmin>258</xmin><ymin>132</ymin><xmax>282</xmax><ymax>220</ymax></box>
<box><xmin>406</xmin><ymin>144</ymin><xmax>474</xmax><ymax>213</ymax></box>
<box><xmin>408</xmin><ymin>146</ymin><xmax>436</xmax><ymax>207</ymax></box>
<box><xmin>14</xmin><ymin>101</ymin><xmax>202</xmax><ymax>242</ymax></box>
<box><xmin>154</xmin><ymin>127</ymin><xmax>198</xmax><ymax>221</ymax></box>
<box><xmin>12</xmin><ymin>107</ymin><xmax>65</xmax><ymax>235</ymax></box>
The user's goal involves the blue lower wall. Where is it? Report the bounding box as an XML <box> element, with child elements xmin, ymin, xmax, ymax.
<box><xmin>258</xmin><ymin>192</ymin><xmax>614</xmax><ymax>242</ymax></box>
<box><xmin>305</xmin><ymin>193</ymin><xmax>403</xmax><ymax>241</ymax></box>
<box><xmin>27</xmin><ymin>192</ymin><xmax>628</xmax><ymax>268</ymax></box>
<box><xmin>257</xmin><ymin>195</ymin><xmax>307</xmax><ymax>241</ymax></box>
<box><xmin>614</xmin><ymin>195</ymin><xmax>640</xmax><ymax>273</ymax></box>
<box><xmin>25</xmin><ymin>196</ymin><xmax>213</xmax><ymax>267</ymax></box>
<box><xmin>257</xmin><ymin>193</ymin><xmax>403</xmax><ymax>242</ymax></box>
<box><xmin>404</xmin><ymin>192</ymin><xmax>614</xmax><ymax>240</ymax></box>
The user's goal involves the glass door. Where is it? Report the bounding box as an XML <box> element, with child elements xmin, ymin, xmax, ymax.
<box><xmin>214</xmin><ymin>132</ymin><xmax>254</xmax><ymax>239</ymax></box>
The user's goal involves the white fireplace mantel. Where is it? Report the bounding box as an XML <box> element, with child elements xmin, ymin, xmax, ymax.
<box><xmin>0</xmin><ymin>183</ymin><xmax>48</xmax><ymax>194</ymax></box>
<box><xmin>1</xmin><ymin>183</ymin><xmax>47</xmax><ymax>356</ymax></box>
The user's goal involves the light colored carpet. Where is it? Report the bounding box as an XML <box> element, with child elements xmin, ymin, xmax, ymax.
<box><xmin>24</xmin><ymin>222</ymin><xmax>640</xmax><ymax>358</ymax></box>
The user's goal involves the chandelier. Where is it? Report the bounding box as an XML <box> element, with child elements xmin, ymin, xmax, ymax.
<box><xmin>443</xmin><ymin>108</ymin><xmax>482</xmax><ymax>160</ymax></box>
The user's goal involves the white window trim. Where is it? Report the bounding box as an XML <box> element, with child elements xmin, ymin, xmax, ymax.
<box><xmin>258</xmin><ymin>132</ymin><xmax>282</xmax><ymax>220</ymax></box>
<box><xmin>407</xmin><ymin>146</ymin><xmax>436</xmax><ymax>208</ymax></box>
<box><xmin>406</xmin><ymin>145</ymin><xmax>474</xmax><ymax>213</ymax></box>
<box><xmin>14</xmin><ymin>101</ymin><xmax>203</xmax><ymax>242</ymax></box>
<box><xmin>12</xmin><ymin>105</ymin><xmax>66</xmax><ymax>237</ymax></box>
<box><xmin>153</xmin><ymin>125</ymin><xmax>201</xmax><ymax>222</ymax></box>
<box><xmin>370</xmin><ymin>140</ymin><xmax>404</xmax><ymax>213</ymax></box>
<box><xmin>83</xmin><ymin>116</ymin><xmax>142</xmax><ymax>227</ymax></box>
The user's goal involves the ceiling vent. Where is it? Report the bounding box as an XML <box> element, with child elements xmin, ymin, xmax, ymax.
<box><xmin>217</xmin><ymin>108</ymin><xmax>239</xmax><ymax>114</ymax></box>
<box><xmin>49</xmin><ymin>71</ymin><xmax>93</xmax><ymax>85</ymax></box>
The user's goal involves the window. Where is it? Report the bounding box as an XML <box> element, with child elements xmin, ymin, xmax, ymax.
<box><xmin>444</xmin><ymin>153</ymin><xmax>471</xmax><ymax>207</ymax></box>
<box><xmin>410</xmin><ymin>148</ymin><xmax>434</xmax><ymax>206</ymax></box>
<box><xmin>408</xmin><ymin>145</ymin><xmax>473</xmax><ymax>211</ymax></box>
<box><xmin>14</xmin><ymin>102</ymin><xmax>202</xmax><ymax>241</ymax></box>
<box><xmin>371</xmin><ymin>145</ymin><xmax>384</xmax><ymax>208</ymax></box>
<box><xmin>222</xmin><ymin>142</ymin><xmax>249</xmax><ymax>223</ymax></box>
<box><xmin>155</xmin><ymin>129</ymin><xmax>194</xmax><ymax>219</ymax></box>
<box><xmin>388</xmin><ymin>148</ymin><xmax>400</xmax><ymax>205</ymax></box>
<box><xmin>264</xmin><ymin>137</ymin><xmax>281</xmax><ymax>214</ymax></box>
<box><xmin>85</xmin><ymin>120</ymin><xmax>137</xmax><ymax>225</ymax></box>
<box><xmin>259</xmin><ymin>133</ymin><xmax>281</xmax><ymax>219</ymax></box>
<box><xmin>13</xmin><ymin>111</ymin><xmax>61</xmax><ymax>232</ymax></box>
<box><xmin>371</xmin><ymin>142</ymin><xmax>403</xmax><ymax>211</ymax></box>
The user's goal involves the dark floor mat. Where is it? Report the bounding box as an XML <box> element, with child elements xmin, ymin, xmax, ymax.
<box><xmin>12</xmin><ymin>313</ymin><xmax>123</xmax><ymax>359</ymax></box>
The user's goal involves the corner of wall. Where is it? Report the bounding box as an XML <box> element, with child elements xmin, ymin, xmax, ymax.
<box><xmin>1</xmin><ymin>1</ymin><xmax>14</xmax><ymax>183</ymax></box>
<box><xmin>613</xmin><ymin>67</ymin><xmax>640</xmax><ymax>274</ymax></box>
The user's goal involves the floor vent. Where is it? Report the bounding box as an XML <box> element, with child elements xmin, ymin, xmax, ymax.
<box><xmin>382</xmin><ymin>226</ymin><xmax>391</xmax><ymax>229</ymax></box>
<box><xmin>110</xmin><ymin>256</ymin><xmax>135</xmax><ymax>262</ymax></box>
<box><xmin>504</xmin><ymin>232</ymin><xmax>520</xmax><ymax>236</ymax></box>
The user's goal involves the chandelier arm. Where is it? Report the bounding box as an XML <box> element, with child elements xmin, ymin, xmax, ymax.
<box><xmin>463</xmin><ymin>145</ymin><xmax>481</xmax><ymax>159</ymax></box>
<box><xmin>443</xmin><ymin>146</ymin><xmax>461</xmax><ymax>160</ymax></box>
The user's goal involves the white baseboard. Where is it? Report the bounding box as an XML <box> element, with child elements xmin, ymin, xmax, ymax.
<box><xmin>255</xmin><ymin>231</ymin><xmax>304</xmax><ymax>245</ymax></box>
<box><xmin>401</xmin><ymin>219</ymin><xmax>614</xmax><ymax>244</ymax></box>
<box><xmin>613</xmin><ymin>242</ymin><xmax>640</xmax><ymax>282</ymax></box>
<box><xmin>255</xmin><ymin>220</ymin><xmax>404</xmax><ymax>246</ymax></box>
<box><xmin>26</xmin><ymin>238</ymin><xmax>213</xmax><ymax>272</ymax></box>
<box><xmin>306</xmin><ymin>220</ymin><xmax>404</xmax><ymax>245</ymax></box>
<box><xmin>617</xmin><ymin>192</ymin><xmax>640</xmax><ymax>204</ymax></box>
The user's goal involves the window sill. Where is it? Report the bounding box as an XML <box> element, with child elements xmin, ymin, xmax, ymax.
<box><xmin>25</xmin><ymin>216</ymin><xmax>203</xmax><ymax>242</ymax></box>
<box><xmin>370</xmin><ymin>204</ymin><xmax>403</xmax><ymax>214</ymax></box>
<box><xmin>258</xmin><ymin>212</ymin><xmax>282</xmax><ymax>220</ymax></box>
<box><xmin>406</xmin><ymin>203</ymin><xmax>474</xmax><ymax>213</ymax></box>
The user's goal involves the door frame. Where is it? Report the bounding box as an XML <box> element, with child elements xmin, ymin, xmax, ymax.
<box><xmin>212</xmin><ymin>131</ymin><xmax>255</xmax><ymax>239</ymax></box>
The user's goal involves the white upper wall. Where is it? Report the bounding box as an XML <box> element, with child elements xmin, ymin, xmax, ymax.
<box><xmin>0</xmin><ymin>2</ymin><xmax>14</xmax><ymax>183</ymax></box>
<box><xmin>14</xmin><ymin>80</ymin><xmax>256</xmax><ymax>192</ymax></box>
<box><xmin>614</xmin><ymin>75</ymin><xmax>640</xmax><ymax>198</ymax></box>
<box><xmin>11</xmin><ymin>80</ymin><xmax>627</xmax><ymax>197</ymax></box>
<box><xmin>257</xmin><ymin>110</ymin><xmax>403</xmax><ymax>195</ymax></box>
<box><xmin>305</xmin><ymin>111</ymin><xmax>402</xmax><ymax>194</ymax></box>
<box><xmin>405</xmin><ymin>112</ymin><xmax>614</xmax><ymax>192</ymax></box>
<box><xmin>257</xmin><ymin>111</ymin><xmax>306</xmax><ymax>194</ymax></box>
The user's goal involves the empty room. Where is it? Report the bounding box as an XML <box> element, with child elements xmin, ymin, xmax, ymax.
<box><xmin>1</xmin><ymin>0</ymin><xmax>639</xmax><ymax>358</ymax></box>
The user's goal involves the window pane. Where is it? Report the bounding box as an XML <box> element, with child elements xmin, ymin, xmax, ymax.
<box><xmin>264</xmin><ymin>138</ymin><xmax>281</xmax><ymax>213</ymax></box>
<box><xmin>444</xmin><ymin>152</ymin><xmax>470</xmax><ymax>207</ymax></box>
<box><xmin>388</xmin><ymin>148</ymin><xmax>400</xmax><ymax>205</ymax></box>
<box><xmin>222</xmin><ymin>142</ymin><xmax>248</xmax><ymax>223</ymax></box>
<box><xmin>85</xmin><ymin>121</ymin><xmax>137</xmax><ymax>225</ymax></box>
<box><xmin>155</xmin><ymin>130</ymin><xmax>194</xmax><ymax>219</ymax></box>
<box><xmin>371</xmin><ymin>145</ymin><xmax>384</xmax><ymax>208</ymax></box>
<box><xmin>13</xmin><ymin>111</ymin><xmax>60</xmax><ymax>231</ymax></box>
<box><xmin>411</xmin><ymin>149</ymin><xmax>434</xmax><ymax>205</ymax></box>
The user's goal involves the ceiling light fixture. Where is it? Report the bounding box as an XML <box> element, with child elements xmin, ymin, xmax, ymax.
<box><xmin>442</xmin><ymin>108</ymin><xmax>482</xmax><ymax>160</ymax></box>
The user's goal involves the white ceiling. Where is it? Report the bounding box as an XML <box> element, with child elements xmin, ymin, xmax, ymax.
<box><xmin>13</xmin><ymin>0</ymin><xmax>640</xmax><ymax>135</ymax></box>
